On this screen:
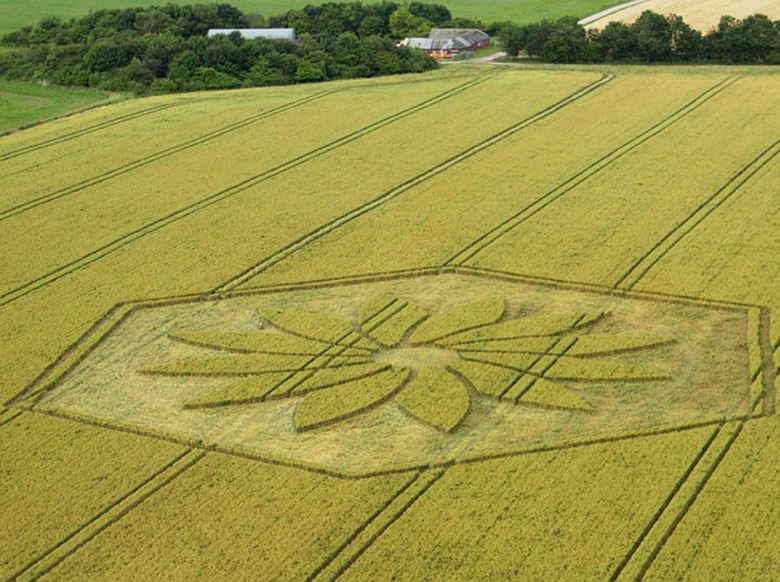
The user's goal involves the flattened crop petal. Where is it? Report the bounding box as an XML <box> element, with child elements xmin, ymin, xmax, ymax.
<box><xmin>395</xmin><ymin>367</ymin><xmax>470</xmax><ymax>433</ymax></box>
<box><xmin>408</xmin><ymin>297</ymin><xmax>506</xmax><ymax>344</ymax></box>
<box><xmin>293</xmin><ymin>367</ymin><xmax>410</xmax><ymax>432</ymax></box>
<box><xmin>291</xmin><ymin>361</ymin><xmax>392</xmax><ymax>396</ymax></box>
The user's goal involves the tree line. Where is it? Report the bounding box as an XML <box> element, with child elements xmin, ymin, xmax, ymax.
<box><xmin>499</xmin><ymin>11</ymin><xmax>780</xmax><ymax>64</ymax></box>
<box><xmin>0</xmin><ymin>2</ymin><xmax>463</xmax><ymax>93</ymax></box>
<box><xmin>3</xmin><ymin>3</ymin><xmax>779</xmax><ymax>95</ymax></box>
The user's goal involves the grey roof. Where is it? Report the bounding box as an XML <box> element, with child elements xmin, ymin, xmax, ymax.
<box><xmin>429</xmin><ymin>28</ymin><xmax>489</xmax><ymax>45</ymax></box>
<box><xmin>404</xmin><ymin>28</ymin><xmax>488</xmax><ymax>52</ymax></box>
<box><xmin>405</xmin><ymin>37</ymin><xmax>433</xmax><ymax>50</ymax></box>
<box><xmin>207</xmin><ymin>28</ymin><xmax>296</xmax><ymax>40</ymax></box>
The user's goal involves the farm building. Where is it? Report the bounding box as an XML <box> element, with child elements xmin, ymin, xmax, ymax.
<box><xmin>402</xmin><ymin>28</ymin><xmax>490</xmax><ymax>58</ymax></box>
<box><xmin>207</xmin><ymin>28</ymin><xmax>297</xmax><ymax>42</ymax></box>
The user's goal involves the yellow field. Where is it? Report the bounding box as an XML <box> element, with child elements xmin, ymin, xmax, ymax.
<box><xmin>584</xmin><ymin>0</ymin><xmax>780</xmax><ymax>31</ymax></box>
<box><xmin>2</xmin><ymin>64</ymin><xmax>779</xmax><ymax>578</ymax></box>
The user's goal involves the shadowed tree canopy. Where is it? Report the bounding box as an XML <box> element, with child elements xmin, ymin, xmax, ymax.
<box><xmin>0</xmin><ymin>2</ymin><xmax>440</xmax><ymax>93</ymax></box>
<box><xmin>497</xmin><ymin>10</ymin><xmax>780</xmax><ymax>64</ymax></box>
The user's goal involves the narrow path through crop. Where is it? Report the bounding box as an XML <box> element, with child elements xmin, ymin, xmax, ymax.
<box><xmin>0</xmin><ymin>72</ymin><xmax>494</xmax><ymax>310</ymax></box>
<box><xmin>214</xmin><ymin>74</ymin><xmax>613</xmax><ymax>293</ymax></box>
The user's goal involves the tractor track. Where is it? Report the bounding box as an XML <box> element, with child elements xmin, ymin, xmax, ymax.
<box><xmin>213</xmin><ymin>73</ymin><xmax>614</xmax><ymax>293</ymax></box>
<box><xmin>444</xmin><ymin>75</ymin><xmax>740</xmax><ymax>266</ymax></box>
<box><xmin>0</xmin><ymin>73</ymin><xmax>493</xmax><ymax>310</ymax></box>
<box><xmin>0</xmin><ymin>90</ymin><xmax>334</xmax><ymax>221</ymax></box>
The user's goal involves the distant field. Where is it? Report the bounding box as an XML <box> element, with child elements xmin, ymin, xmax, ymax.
<box><xmin>1</xmin><ymin>63</ymin><xmax>778</xmax><ymax>578</ymax></box>
<box><xmin>585</xmin><ymin>0</ymin><xmax>780</xmax><ymax>30</ymax></box>
<box><xmin>0</xmin><ymin>80</ymin><xmax>109</xmax><ymax>134</ymax></box>
<box><xmin>0</xmin><ymin>0</ymin><xmax>620</xmax><ymax>36</ymax></box>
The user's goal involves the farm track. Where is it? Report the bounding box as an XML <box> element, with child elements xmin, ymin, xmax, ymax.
<box><xmin>308</xmin><ymin>468</ymin><xmax>446</xmax><ymax>581</ymax></box>
<box><xmin>0</xmin><ymin>90</ymin><xmax>334</xmax><ymax>221</ymax></box>
<box><xmin>608</xmin><ymin>425</ymin><xmax>722</xmax><ymax>580</ymax></box>
<box><xmin>430</xmin><ymin>72</ymin><xmax>777</xmax><ymax>571</ymax></box>
<box><xmin>0</xmin><ymin>101</ymin><xmax>183</xmax><ymax>162</ymax></box>
<box><xmin>0</xmin><ymin>407</ymin><xmax>23</xmax><ymax>428</ymax></box>
<box><xmin>605</xmin><ymin>209</ymin><xmax>779</xmax><ymax>576</ymax></box>
<box><xmin>613</xmin><ymin>421</ymin><xmax>746</xmax><ymax>580</ymax></box>
<box><xmin>613</xmin><ymin>136</ymin><xmax>780</xmax><ymax>289</ymax></box>
<box><xmin>3</xmin><ymin>303</ymin><xmax>136</xmax><ymax>407</ymax></box>
<box><xmin>215</xmin><ymin>74</ymin><xmax>614</xmax><ymax>293</ymax></box>
<box><xmin>5</xmin><ymin>448</ymin><xmax>206</xmax><ymax>581</ymax></box>
<box><xmin>4</xmin><ymin>70</ymin><xmax>777</xmax><ymax>576</ymax></box>
<box><xmin>445</xmin><ymin>75</ymin><xmax>740</xmax><ymax>266</ymax></box>
<box><xmin>0</xmin><ymin>72</ymin><xmax>494</xmax><ymax>310</ymax></box>
<box><xmin>305</xmin><ymin>470</ymin><xmax>421</xmax><ymax>581</ymax></box>
<box><xmin>598</xmin><ymin>119</ymin><xmax>780</xmax><ymax>573</ymax></box>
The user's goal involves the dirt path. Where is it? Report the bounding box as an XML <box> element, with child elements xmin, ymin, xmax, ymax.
<box><xmin>441</xmin><ymin>51</ymin><xmax>511</xmax><ymax>66</ymax></box>
<box><xmin>578</xmin><ymin>0</ymin><xmax>649</xmax><ymax>26</ymax></box>
<box><xmin>470</xmin><ymin>51</ymin><xmax>507</xmax><ymax>64</ymax></box>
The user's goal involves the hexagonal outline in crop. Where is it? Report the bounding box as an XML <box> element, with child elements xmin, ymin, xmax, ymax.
<box><xmin>28</xmin><ymin>266</ymin><xmax>775</xmax><ymax>478</ymax></box>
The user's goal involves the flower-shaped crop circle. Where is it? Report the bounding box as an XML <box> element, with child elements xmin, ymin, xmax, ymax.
<box><xmin>142</xmin><ymin>295</ymin><xmax>674</xmax><ymax>433</ymax></box>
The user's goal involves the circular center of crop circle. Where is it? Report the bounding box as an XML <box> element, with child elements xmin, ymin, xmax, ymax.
<box><xmin>372</xmin><ymin>346</ymin><xmax>459</xmax><ymax>370</ymax></box>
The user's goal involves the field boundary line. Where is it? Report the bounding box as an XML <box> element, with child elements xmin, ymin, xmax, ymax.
<box><xmin>0</xmin><ymin>101</ymin><xmax>187</xmax><ymax>161</ymax></box>
<box><xmin>454</xmin><ymin>265</ymin><xmax>755</xmax><ymax>311</ymax></box>
<box><xmin>310</xmin><ymin>468</ymin><xmax>446</xmax><ymax>581</ymax></box>
<box><xmin>0</xmin><ymin>94</ymin><xmax>130</xmax><ymax>140</ymax></box>
<box><xmin>445</xmin><ymin>75</ymin><xmax>740</xmax><ymax>266</ymax></box>
<box><xmin>5</xmin><ymin>448</ymin><xmax>206</xmax><ymax>581</ymax></box>
<box><xmin>759</xmin><ymin>308</ymin><xmax>776</xmax><ymax>415</ymax></box>
<box><xmin>231</xmin><ymin>266</ymin><xmax>447</xmax><ymax>296</ymax></box>
<box><xmin>0</xmin><ymin>90</ymin><xmax>335</xmax><ymax>221</ymax></box>
<box><xmin>214</xmin><ymin>74</ymin><xmax>614</xmax><ymax>292</ymax></box>
<box><xmin>0</xmin><ymin>73</ymin><xmax>495</xmax><ymax>310</ymax></box>
<box><xmin>0</xmin><ymin>73</ymin><xmax>485</xmax><ymax>219</ymax></box>
<box><xmin>28</xmin><ymin>403</ymin><xmax>756</xmax><ymax>481</ymax></box>
<box><xmin>614</xmin><ymin>137</ymin><xmax>780</xmax><ymax>289</ymax></box>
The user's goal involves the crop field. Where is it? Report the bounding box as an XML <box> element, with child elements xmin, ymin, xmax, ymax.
<box><xmin>1</xmin><ymin>63</ymin><xmax>779</xmax><ymax>579</ymax></box>
<box><xmin>584</xmin><ymin>0</ymin><xmax>780</xmax><ymax>30</ymax></box>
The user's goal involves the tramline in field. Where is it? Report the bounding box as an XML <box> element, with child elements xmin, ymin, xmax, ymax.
<box><xmin>1</xmin><ymin>63</ymin><xmax>779</xmax><ymax>579</ymax></box>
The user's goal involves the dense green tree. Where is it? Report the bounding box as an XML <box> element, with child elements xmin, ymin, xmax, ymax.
<box><xmin>135</xmin><ymin>9</ymin><xmax>176</xmax><ymax>36</ymax></box>
<box><xmin>389</xmin><ymin>6</ymin><xmax>431</xmax><ymax>38</ymax></box>
<box><xmin>743</xmin><ymin>14</ymin><xmax>780</xmax><ymax>61</ymax></box>
<box><xmin>408</xmin><ymin>2</ymin><xmax>450</xmax><ymax>26</ymax></box>
<box><xmin>631</xmin><ymin>10</ymin><xmax>672</xmax><ymax>61</ymax></box>
<box><xmin>358</xmin><ymin>15</ymin><xmax>386</xmax><ymax>37</ymax></box>
<box><xmin>498</xmin><ymin>23</ymin><xmax>526</xmax><ymax>58</ymax></box>
<box><xmin>295</xmin><ymin>58</ymin><xmax>326</xmax><ymax>81</ymax></box>
<box><xmin>166</xmin><ymin>50</ymin><xmax>200</xmax><ymax>84</ymax></box>
<box><xmin>542</xmin><ymin>16</ymin><xmax>587</xmax><ymax>62</ymax></box>
<box><xmin>668</xmin><ymin>15</ymin><xmax>702</xmax><ymax>60</ymax></box>
<box><xmin>85</xmin><ymin>37</ymin><xmax>144</xmax><ymax>72</ymax></box>
<box><xmin>592</xmin><ymin>21</ymin><xmax>636</xmax><ymax>61</ymax></box>
<box><xmin>0</xmin><ymin>2</ymin><xmax>437</xmax><ymax>93</ymax></box>
<box><xmin>447</xmin><ymin>16</ymin><xmax>486</xmax><ymax>30</ymax></box>
<box><xmin>190</xmin><ymin>66</ymin><xmax>241</xmax><ymax>88</ymax></box>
